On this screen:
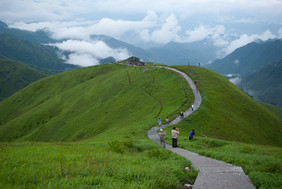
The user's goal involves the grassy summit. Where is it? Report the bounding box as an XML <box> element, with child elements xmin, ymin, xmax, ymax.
<box><xmin>0</xmin><ymin>64</ymin><xmax>192</xmax><ymax>141</ymax></box>
<box><xmin>171</xmin><ymin>65</ymin><xmax>282</xmax><ymax>147</ymax></box>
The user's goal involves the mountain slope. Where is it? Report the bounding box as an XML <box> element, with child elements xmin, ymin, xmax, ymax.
<box><xmin>0</xmin><ymin>21</ymin><xmax>56</xmax><ymax>44</ymax></box>
<box><xmin>172</xmin><ymin>66</ymin><xmax>282</xmax><ymax>147</ymax></box>
<box><xmin>0</xmin><ymin>64</ymin><xmax>192</xmax><ymax>141</ymax></box>
<box><xmin>238</xmin><ymin>60</ymin><xmax>282</xmax><ymax>107</ymax></box>
<box><xmin>0</xmin><ymin>33</ymin><xmax>78</xmax><ymax>74</ymax></box>
<box><xmin>0</xmin><ymin>63</ymin><xmax>281</xmax><ymax>147</ymax></box>
<box><xmin>0</xmin><ymin>59</ymin><xmax>47</xmax><ymax>101</ymax></box>
<box><xmin>208</xmin><ymin>39</ymin><xmax>282</xmax><ymax>76</ymax></box>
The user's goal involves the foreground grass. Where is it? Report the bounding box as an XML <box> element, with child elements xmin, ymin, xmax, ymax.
<box><xmin>163</xmin><ymin>133</ymin><xmax>282</xmax><ymax>189</ymax></box>
<box><xmin>0</xmin><ymin>140</ymin><xmax>198</xmax><ymax>189</ymax></box>
<box><xmin>0</xmin><ymin>63</ymin><xmax>197</xmax><ymax>188</ymax></box>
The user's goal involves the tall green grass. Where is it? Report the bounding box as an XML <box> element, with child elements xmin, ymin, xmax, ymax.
<box><xmin>0</xmin><ymin>64</ymin><xmax>193</xmax><ymax>141</ymax></box>
<box><xmin>0</xmin><ymin>140</ymin><xmax>198</xmax><ymax>188</ymax></box>
<box><xmin>0</xmin><ymin>63</ymin><xmax>198</xmax><ymax>188</ymax></box>
<box><xmin>171</xmin><ymin>65</ymin><xmax>282</xmax><ymax>146</ymax></box>
<box><xmin>163</xmin><ymin>134</ymin><xmax>282</xmax><ymax>189</ymax></box>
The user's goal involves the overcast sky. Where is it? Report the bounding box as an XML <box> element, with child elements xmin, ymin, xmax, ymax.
<box><xmin>1</xmin><ymin>0</ymin><xmax>282</xmax><ymax>66</ymax></box>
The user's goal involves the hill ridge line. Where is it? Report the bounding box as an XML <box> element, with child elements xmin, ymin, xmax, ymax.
<box><xmin>147</xmin><ymin>66</ymin><xmax>255</xmax><ymax>189</ymax></box>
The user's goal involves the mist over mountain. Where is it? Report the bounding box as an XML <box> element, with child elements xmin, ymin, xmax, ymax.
<box><xmin>146</xmin><ymin>41</ymin><xmax>219</xmax><ymax>65</ymax></box>
<box><xmin>0</xmin><ymin>21</ymin><xmax>56</xmax><ymax>44</ymax></box>
<box><xmin>207</xmin><ymin>39</ymin><xmax>282</xmax><ymax>107</ymax></box>
<box><xmin>238</xmin><ymin>60</ymin><xmax>282</xmax><ymax>107</ymax></box>
<box><xmin>208</xmin><ymin>39</ymin><xmax>282</xmax><ymax>76</ymax></box>
<box><xmin>90</xmin><ymin>35</ymin><xmax>154</xmax><ymax>62</ymax></box>
<box><xmin>0</xmin><ymin>33</ymin><xmax>78</xmax><ymax>74</ymax></box>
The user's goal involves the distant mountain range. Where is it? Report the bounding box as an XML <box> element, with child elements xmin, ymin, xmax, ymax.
<box><xmin>1</xmin><ymin>20</ymin><xmax>282</xmax><ymax>107</ymax></box>
<box><xmin>0</xmin><ymin>59</ymin><xmax>47</xmax><ymax>101</ymax></box>
<box><xmin>146</xmin><ymin>41</ymin><xmax>219</xmax><ymax>65</ymax></box>
<box><xmin>208</xmin><ymin>39</ymin><xmax>282</xmax><ymax>76</ymax></box>
<box><xmin>1</xmin><ymin>20</ymin><xmax>219</xmax><ymax>66</ymax></box>
<box><xmin>0</xmin><ymin>33</ymin><xmax>78</xmax><ymax>74</ymax></box>
<box><xmin>238</xmin><ymin>60</ymin><xmax>282</xmax><ymax>107</ymax></box>
<box><xmin>208</xmin><ymin>39</ymin><xmax>282</xmax><ymax>107</ymax></box>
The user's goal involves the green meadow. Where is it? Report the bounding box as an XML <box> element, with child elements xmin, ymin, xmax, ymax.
<box><xmin>0</xmin><ymin>64</ymin><xmax>197</xmax><ymax>188</ymax></box>
<box><xmin>163</xmin><ymin>65</ymin><xmax>282</xmax><ymax>189</ymax></box>
<box><xmin>0</xmin><ymin>63</ymin><xmax>281</xmax><ymax>188</ymax></box>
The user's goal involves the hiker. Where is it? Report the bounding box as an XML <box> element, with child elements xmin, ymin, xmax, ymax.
<box><xmin>165</xmin><ymin>117</ymin><xmax>169</xmax><ymax>125</ymax></box>
<box><xmin>158</xmin><ymin>118</ymin><xmax>162</xmax><ymax>127</ymax></box>
<box><xmin>180</xmin><ymin>110</ymin><xmax>184</xmax><ymax>118</ymax></box>
<box><xmin>191</xmin><ymin>104</ymin><xmax>194</xmax><ymax>111</ymax></box>
<box><xmin>158</xmin><ymin>129</ymin><xmax>166</xmax><ymax>148</ymax></box>
<box><xmin>171</xmin><ymin>127</ymin><xmax>179</xmax><ymax>147</ymax></box>
<box><xmin>189</xmin><ymin>129</ymin><xmax>196</xmax><ymax>140</ymax></box>
<box><xmin>196</xmin><ymin>86</ymin><xmax>199</xmax><ymax>91</ymax></box>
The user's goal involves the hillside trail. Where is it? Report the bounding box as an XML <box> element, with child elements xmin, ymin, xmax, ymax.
<box><xmin>147</xmin><ymin>66</ymin><xmax>255</xmax><ymax>189</ymax></box>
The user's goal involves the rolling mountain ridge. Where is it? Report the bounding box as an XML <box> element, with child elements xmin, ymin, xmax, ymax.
<box><xmin>208</xmin><ymin>39</ymin><xmax>282</xmax><ymax>76</ymax></box>
<box><xmin>0</xmin><ymin>59</ymin><xmax>47</xmax><ymax>101</ymax></box>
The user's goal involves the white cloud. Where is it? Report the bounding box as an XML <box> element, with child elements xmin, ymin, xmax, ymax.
<box><xmin>186</xmin><ymin>25</ymin><xmax>211</xmax><ymax>42</ymax></box>
<box><xmin>222</xmin><ymin>30</ymin><xmax>276</xmax><ymax>56</ymax></box>
<box><xmin>67</xmin><ymin>53</ymin><xmax>99</xmax><ymax>67</ymax></box>
<box><xmin>50</xmin><ymin>40</ymin><xmax>130</xmax><ymax>67</ymax></box>
<box><xmin>229</xmin><ymin>77</ymin><xmax>241</xmax><ymax>85</ymax></box>
<box><xmin>185</xmin><ymin>25</ymin><xmax>228</xmax><ymax>46</ymax></box>
<box><xmin>234</xmin><ymin>59</ymin><xmax>240</xmax><ymax>64</ymax></box>
<box><xmin>278</xmin><ymin>28</ymin><xmax>282</xmax><ymax>38</ymax></box>
<box><xmin>140</xmin><ymin>13</ymin><xmax>181</xmax><ymax>44</ymax></box>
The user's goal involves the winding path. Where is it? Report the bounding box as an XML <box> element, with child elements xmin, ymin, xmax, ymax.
<box><xmin>147</xmin><ymin>67</ymin><xmax>255</xmax><ymax>189</ymax></box>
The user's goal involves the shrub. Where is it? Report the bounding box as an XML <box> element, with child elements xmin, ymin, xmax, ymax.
<box><xmin>108</xmin><ymin>140</ymin><xmax>124</xmax><ymax>154</ymax></box>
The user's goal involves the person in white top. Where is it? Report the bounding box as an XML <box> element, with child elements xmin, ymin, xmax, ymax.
<box><xmin>171</xmin><ymin>127</ymin><xmax>179</xmax><ymax>148</ymax></box>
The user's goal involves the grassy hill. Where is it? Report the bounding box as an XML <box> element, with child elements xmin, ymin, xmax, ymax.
<box><xmin>171</xmin><ymin>65</ymin><xmax>282</xmax><ymax>147</ymax></box>
<box><xmin>0</xmin><ymin>33</ymin><xmax>78</xmax><ymax>74</ymax></box>
<box><xmin>0</xmin><ymin>63</ymin><xmax>281</xmax><ymax>188</ymax></box>
<box><xmin>0</xmin><ymin>59</ymin><xmax>47</xmax><ymax>101</ymax></box>
<box><xmin>0</xmin><ymin>64</ymin><xmax>193</xmax><ymax>142</ymax></box>
<box><xmin>260</xmin><ymin>102</ymin><xmax>282</xmax><ymax>121</ymax></box>
<box><xmin>0</xmin><ymin>63</ymin><xmax>198</xmax><ymax>188</ymax></box>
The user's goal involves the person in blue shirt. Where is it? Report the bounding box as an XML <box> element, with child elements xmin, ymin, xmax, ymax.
<box><xmin>189</xmin><ymin>129</ymin><xmax>195</xmax><ymax>140</ymax></box>
<box><xmin>158</xmin><ymin>118</ymin><xmax>162</xmax><ymax>127</ymax></box>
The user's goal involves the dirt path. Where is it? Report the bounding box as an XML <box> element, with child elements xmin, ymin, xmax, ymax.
<box><xmin>147</xmin><ymin>66</ymin><xmax>255</xmax><ymax>189</ymax></box>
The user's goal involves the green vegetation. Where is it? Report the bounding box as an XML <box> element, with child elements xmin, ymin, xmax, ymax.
<box><xmin>0</xmin><ymin>59</ymin><xmax>47</xmax><ymax>101</ymax></box>
<box><xmin>163</xmin><ymin>65</ymin><xmax>282</xmax><ymax>188</ymax></box>
<box><xmin>1</xmin><ymin>63</ymin><xmax>281</xmax><ymax>188</ymax></box>
<box><xmin>163</xmin><ymin>135</ymin><xmax>282</xmax><ymax>189</ymax></box>
<box><xmin>0</xmin><ymin>63</ymin><xmax>197</xmax><ymax>188</ymax></box>
<box><xmin>0</xmin><ymin>33</ymin><xmax>78</xmax><ymax>74</ymax></box>
<box><xmin>0</xmin><ymin>64</ymin><xmax>193</xmax><ymax>142</ymax></box>
<box><xmin>0</xmin><ymin>140</ymin><xmax>198</xmax><ymax>188</ymax></box>
<box><xmin>260</xmin><ymin>102</ymin><xmax>282</xmax><ymax>121</ymax></box>
<box><xmin>171</xmin><ymin>65</ymin><xmax>282</xmax><ymax>147</ymax></box>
